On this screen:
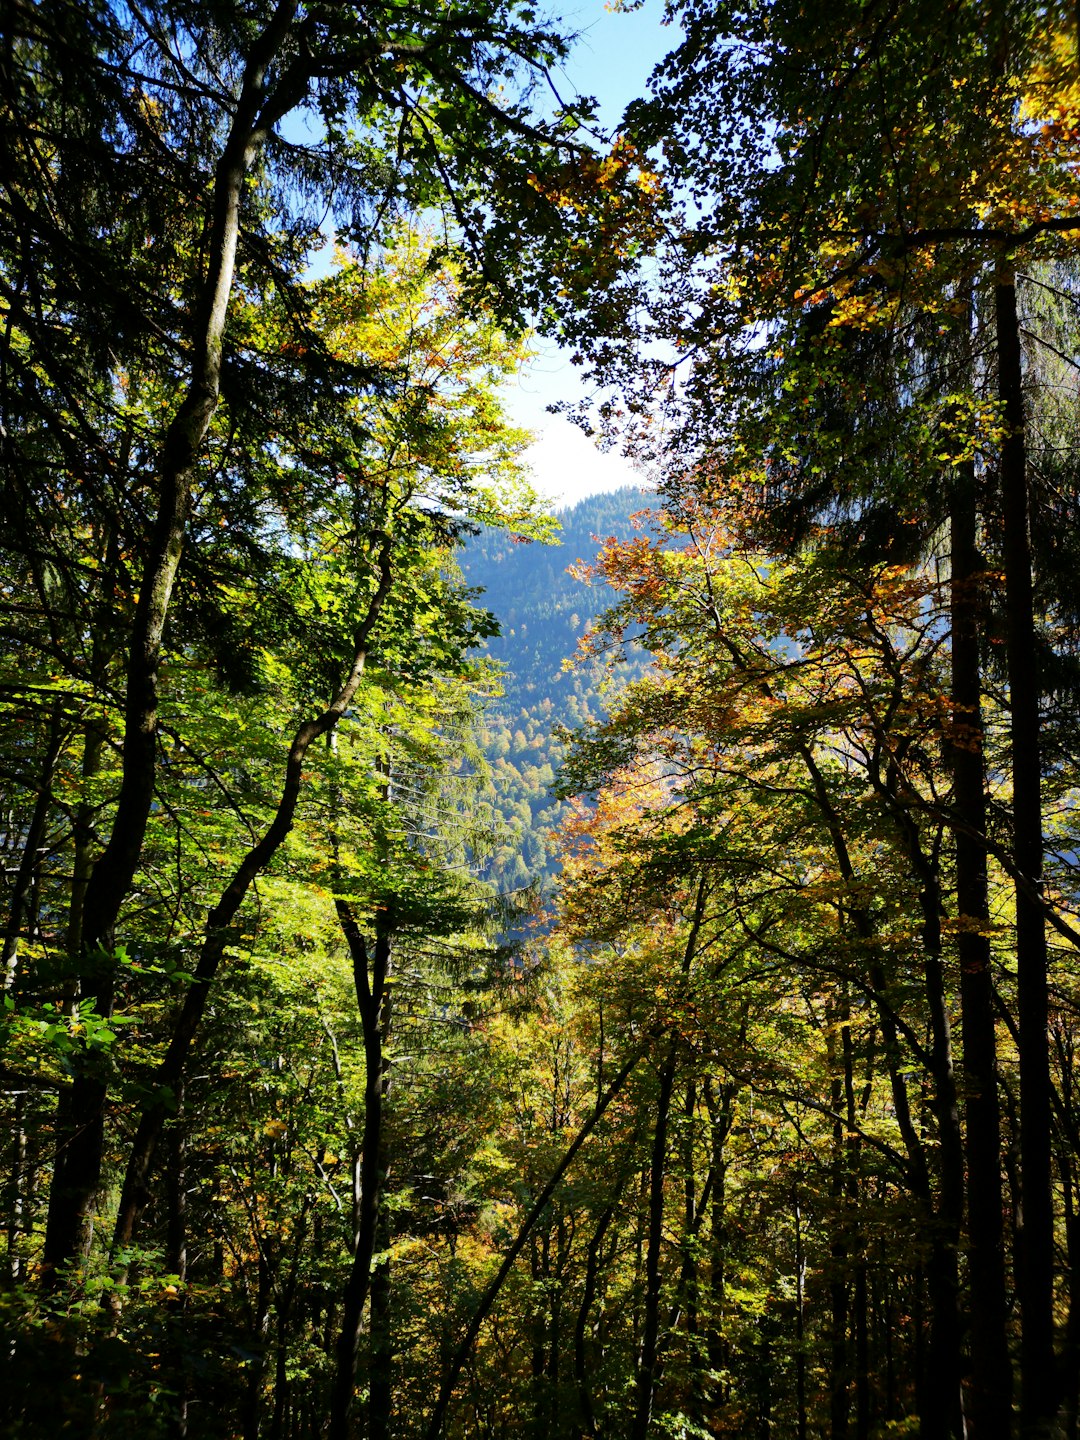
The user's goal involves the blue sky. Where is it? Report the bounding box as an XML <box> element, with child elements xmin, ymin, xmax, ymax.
<box><xmin>503</xmin><ymin>0</ymin><xmax>674</xmax><ymax>510</ymax></box>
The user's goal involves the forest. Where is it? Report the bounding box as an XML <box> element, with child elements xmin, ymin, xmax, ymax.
<box><xmin>461</xmin><ymin>489</ymin><xmax>651</xmax><ymax>891</ymax></box>
<box><xmin>1</xmin><ymin>2</ymin><xmax>1079</xmax><ymax>1438</ymax></box>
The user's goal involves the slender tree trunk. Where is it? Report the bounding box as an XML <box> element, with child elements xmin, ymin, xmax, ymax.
<box><xmin>1</xmin><ymin>703</ymin><xmax>63</xmax><ymax>987</ymax></box>
<box><xmin>854</xmin><ymin>1251</ymin><xmax>870</xmax><ymax>1440</ymax></box>
<box><xmin>368</xmin><ymin>1059</ymin><xmax>393</xmax><ymax>1440</ymax></box>
<box><xmin>574</xmin><ymin>1203</ymin><xmax>617</xmax><ymax>1436</ymax></box>
<box><xmin>949</xmin><ymin>456</ymin><xmax>1015</xmax><ymax>1440</ymax></box>
<box><xmin>630</xmin><ymin>1043</ymin><xmax>677</xmax><ymax>1440</ymax></box>
<box><xmin>164</xmin><ymin>1088</ymin><xmax>189</xmax><ymax>1439</ymax></box>
<box><xmin>243</xmin><ymin>1248</ymin><xmax>276</xmax><ymax>1440</ymax></box>
<box><xmin>269</xmin><ymin>1199</ymin><xmax>311</xmax><ymax>1440</ymax></box>
<box><xmin>916</xmin><ymin>879</ymin><xmax>965</xmax><ymax>1440</ymax></box>
<box><xmin>329</xmin><ymin>904</ymin><xmax>391</xmax><ymax>1440</ymax></box>
<box><xmin>826</xmin><ymin>994</ymin><xmax>852</xmax><ymax>1440</ymax></box>
<box><xmin>1058</xmin><ymin>1151</ymin><xmax>1080</xmax><ymax>1440</ymax></box>
<box><xmin>42</xmin><ymin>0</ymin><xmax>310</xmax><ymax>1281</ymax></box>
<box><xmin>996</xmin><ymin>269</ymin><xmax>1056</xmax><ymax>1438</ymax></box>
<box><xmin>1054</xmin><ymin>1025</ymin><xmax>1080</xmax><ymax>1440</ymax></box>
<box><xmin>423</xmin><ymin>1044</ymin><xmax>647</xmax><ymax>1440</ymax></box>
<box><xmin>795</xmin><ymin>1184</ymin><xmax>808</xmax><ymax>1440</ymax></box>
<box><xmin>704</xmin><ymin>1069</ymin><xmax>737</xmax><ymax>1417</ymax></box>
<box><xmin>680</xmin><ymin>1078</ymin><xmax>704</xmax><ymax>1425</ymax></box>
<box><xmin>530</xmin><ymin>1228</ymin><xmax>549</xmax><ymax>1434</ymax></box>
<box><xmin>829</xmin><ymin>985</ymin><xmax>865</xmax><ymax>1440</ymax></box>
<box><xmin>108</xmin><ymin>543</ymin><xmax>391</xmax><ymax>1286</ymax></box>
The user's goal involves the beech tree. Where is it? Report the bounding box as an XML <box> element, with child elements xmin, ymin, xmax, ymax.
<box><xmin>1</xmin><ymin>0</ymin><xmax>646</xmax><ymax>1286</ymax></box>
<box><xmin>6</xmin><ymin>4</ymin><xmax>1080</xmax><ymax>1438</ymax></box>
<box><xmin>0</xmin><ymin>206</ymin><xmax>552</xmax><ymax>1429</ymax></box>
<box><xmin>561</xmin><ymin>4</ymin><xmax>1080</xmax><ymax>1434</ymax></box>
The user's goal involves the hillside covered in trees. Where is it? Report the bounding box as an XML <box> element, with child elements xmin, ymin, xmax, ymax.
<box><xmin>462</xmin><ymin>487</ymin><xmax>651</xmax><ymax>889</ymax></box>
<box><xmin>3</xmin><ymin>4</ymin><xmax>1080</xmax><ymax>1440</ymax></box>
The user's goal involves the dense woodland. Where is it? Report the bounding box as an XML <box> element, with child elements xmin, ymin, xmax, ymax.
<box><xmin>463</xmin><ymin>489</ymin><xmax>650</xmax><ymax>890</ymax></box>
<box><xmin>2</xmin><ymin>3</ymin><xmax>1080</xmax><ymax>1438</ymax></box>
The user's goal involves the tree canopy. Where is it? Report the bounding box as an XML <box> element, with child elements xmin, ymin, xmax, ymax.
<box><xmin>4</xmin><ymin>3</ymin><xmax>1080</xmax><ymax>1438</ymax></box>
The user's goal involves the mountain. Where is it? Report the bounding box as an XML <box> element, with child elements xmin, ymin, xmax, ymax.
<box><xmin>460</xmin><ymin>485</ymin><xmax>654</xmax><ymax>891</ymax></box>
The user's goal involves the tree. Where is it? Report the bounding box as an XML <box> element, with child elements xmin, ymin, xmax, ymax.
<box><xmin>553</xmin><ymin>485</ymin><xmax>1074</xmax><ymax>1436</ymax></box>
<box><xmin>0</xmin><ymin>198</ymin><xmax>582</xmax><ymax>1429</ymax></box>
<box><xmin>566</xmin><ymin>5</ymin><xmax>1080</xmax><ymax>1432</ymax></box>
<box><xmin>1</xmin><ymin>0</ymin><xmax>649</xmax><ymax>1286</ymax></box>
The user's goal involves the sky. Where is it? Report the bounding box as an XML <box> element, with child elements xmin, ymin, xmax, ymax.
<box><xmin>502</xmin><ymin>0</ymin><xmax>673</xmax><ymax>512</ymax></box>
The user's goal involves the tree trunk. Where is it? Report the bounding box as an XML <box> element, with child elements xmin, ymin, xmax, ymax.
<box><xmin>108</xmin><ymin>542</ymin><xmax>392</xmax><ymax>1285</ymax></box>
<box><xmin>795</xmin><ymin>1185</ymin><xmax>808</xmax><ymax>1440</ymax></box>
<box><xmin>949</xmin><ymin>457</ymin><xmax>1015</xmax><ymax>1440</ymax></box>
<box><xmin>368</xmin><ymin>1223</ymin><xmax>393</xmax><ymax>1440</ymax></box>
<box><xmin>1054</xmin><ymin>1024</ymin><xmax>1080</xmax><ymax>1440</ymax></box>
<box><xmin>996</xmin><ymin>269</ymin><xmax>1056</xmax><ymax>1439</ymax></box>
<box><xmin>164</xmin><ymin>1089</ymin><xmax>189</xmax><ymax>1438</ymax></box>
<box><xmin>630</xmin><ymin>1044</ymin><xmax>677</xmax><ymax>1440</ymax></box>
<box><xmin>329</xmin><ymin>904</ymin><xmax>391</xmax><ymax>1440</ymax></box>
<box><xmin>704</xmin><ymin>1069</ymin><xmax>738</xmax><ymax>1418</ymax></box>
<box><xmin>574</xmin><ymin>1203</ymin><xmax>617</xmax><ymax>1436</ymax></box>
<box><xmin>43</xmin><ymin>0</ymin><xmax>307</xmax><ymax>1281</ymax></box>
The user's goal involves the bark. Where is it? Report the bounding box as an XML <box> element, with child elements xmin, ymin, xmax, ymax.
<box><xmin>996</xmin><ymin>270</ymin><xmax>1056</xmax><ymax>1438</ymax></box>
<box><xmin>854</xmin><ymin>1263</ymin><xmax>869</xmax><ymax>1440</ymax></box>
<box><xmin>43</xmin><ymin>0</ymin><xmax>309</xmax><ymax>1281</ymax></box>
<box><xmin>829</xmin><ymin>1164</ymin><xmax>852</xmax><ymax>1437</ymax></box>
<box><xmin>795</xmin><ymin>1187</ymin><xmax>808</xmax><ymax>1440</ymax></box>
<box><xmin>574</xmin><ymin>1203</ymin><xmax>617</xmax><ymax>1436</ymax></box>
<box><xmin>108</xmin><ymin>539</ymin><xmax>393</xmax><ymax>1280</ymax></box>
<box><xmin>950</xmin><ymin>460</ymin><xmax>1015</xmax><ymax>1440</ymax></box>
<box><xmin>630</xmin><ymin>876</ymin><xmax>708</xmax><ymax>1440</ymax></box>
<box><xmin>328</xmin><ymin>900</ymin><xmax>392</xmax><ymax>1440</ymax></box>
<box><xmin>368</xmin><ymin>1221</ymin><xmax>393</xmax><ymax>1440</ymax></box>
<box><xmin>630</xmin><ymin>1043</ymin><xmax>677</xmax><ymax>1440</ymax></box>
<box><xmin>422</xmin><ymin>1043</ymin><xmax>648</xmax><ymax>1440</ymax></box>
<box><xmin>1055</xmin><ymin>1025</ymin><xmax>1080</xmax><ymax>1440</ymax></box>
<box><xmin>828</xmin><ymin>998</ymin><xmax>853</xmax><ymax>1440</ymax></box>
<box><xmin>164</xmin><ymin>1095</ymin><xmax>189</xmax><ymax>1440</ymax></box>
<box><xmin>530</xmin><ymin>1227</ymin><xmax>552</xmax><ymax>1439</ymax></box>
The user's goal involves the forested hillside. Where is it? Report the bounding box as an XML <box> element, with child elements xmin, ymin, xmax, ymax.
<box><xmin>462</xmin><ymin>487</ymin><xmax>651</xmax><ymax>889</ymax></box>
<box><xmin>4</xmin><ymin>4</ymin><xmax>1080</xmax><ymax>1440</ymax></box>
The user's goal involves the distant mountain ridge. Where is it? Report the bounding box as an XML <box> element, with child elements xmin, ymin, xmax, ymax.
<box><xmin>461</xmin><ymin>485</ymin><xmax>654</xmax><ymax>890</ymax></box>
